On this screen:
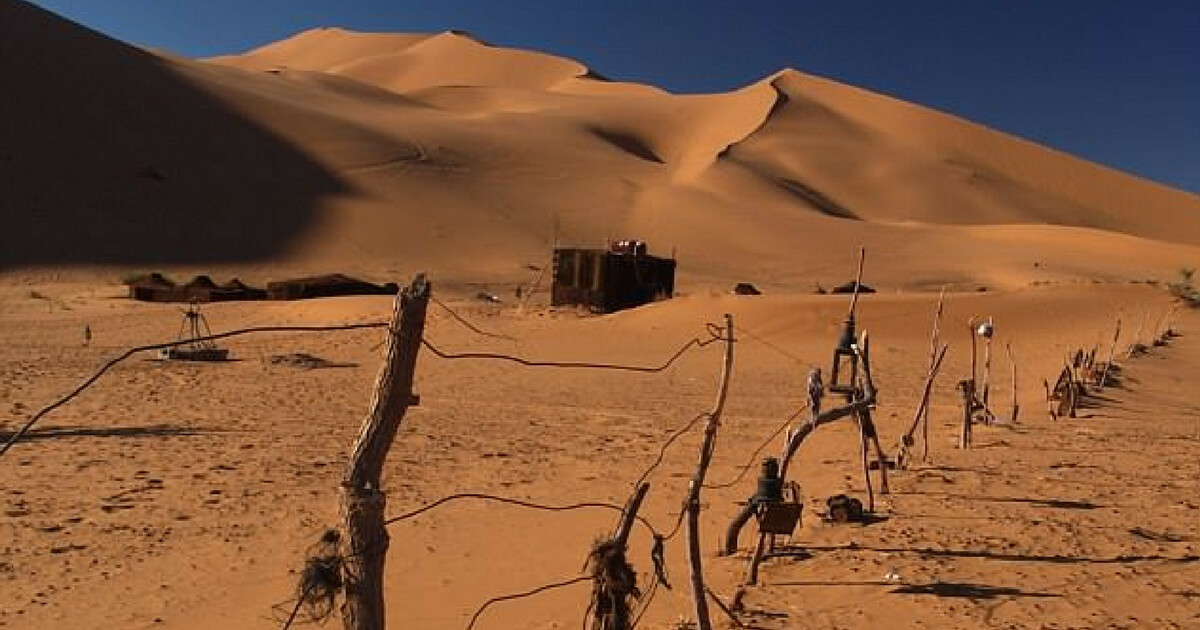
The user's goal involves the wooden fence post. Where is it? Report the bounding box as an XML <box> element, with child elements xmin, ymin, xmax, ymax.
<box><xmin>923</xmin><ymin>289</ymin><xmax>945</xmax><ymax>460</ymax></box>
<box><xmin>957</xmin><ymin>379</ymin><xmax>973</xmax><ymax>449</ymax></box>
<box><xmin>340</xmin><ymin>274</ymin><xmax>430</xmax><ymax>630</ymax></box>
<box><xmin>898</xmin><ymin>345</ymin><xmax>948</xmax><ymax>468</ymax></box>
<box><xmin>1098</xmin><ymin>317</ymin><xmax>1120</xmax><ymax>389</ymax></box>
<box><xmin>1006</xmin><ymin>342</ymin><xmax>1019</xmax><ymax>423</ymax></box>
<box><xmin>589</xmin><ymin>482</ymin><xmax>650</xmax><ymax>630</ymax></box>
<box><xmin>685</xmin><ymin>314</ymin><xmax>734</xmax><ymax>630</ymax></box>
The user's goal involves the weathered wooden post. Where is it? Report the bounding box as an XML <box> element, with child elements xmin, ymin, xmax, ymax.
<box><xmin>957</xmin><ymin>379</ymin><xmax>973</xmax><ymax>449</ymax></box>
<box><xmin>897</xmin><ymin>345</ymin><xmax>948</xmax><ymax>468</ymax></box>
<box><xmin>1006</xmin><ymin>342</ymin><xmax>1019</xmax><ymax>423</ymax></box>
<box><xmin>589</xmin><ymin>482</ymin><xmax>650</xmax><ymax>630</ymax></box>
<box><xmin>1128</xmin><ymin>312</ymin><xmax>1148</xmax><ymax>359</ymax></box>
<box><xmin>340</xmin><ymin>274</ymin><xmax>430</xmax><ymax>630</ymax></box>
<box><xmin>684</xmin><ymin>314</ymin><xmax>734</xmax><ymax>630</ymax></box>
<box><xmin>923</xmin><ymin>289</ymin><xmax>945</xmax><ymax>460</ymax></box>
<box><xmin>1097</xmin><ymin>317</ymin><xmax>1120</xmax><ymax>389</ymax></box>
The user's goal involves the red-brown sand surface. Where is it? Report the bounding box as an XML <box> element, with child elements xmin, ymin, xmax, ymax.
<box><xmin>2</xmin><ymin>2</ymin><xmax>1199</xmax><ymax>629</ymax></box>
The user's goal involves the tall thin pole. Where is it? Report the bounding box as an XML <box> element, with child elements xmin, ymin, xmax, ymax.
<box><xmin>923</xmin><ymin>289</ymin><xmax>945</xmax><ymax>460</ymax></box>
<box><xmin>685</xmin><ymin>314</ymin><xmax>734</xmax><ymax>630</ymax></box>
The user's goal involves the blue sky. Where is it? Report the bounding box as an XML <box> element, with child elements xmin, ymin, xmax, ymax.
<box><xmin>30</xmin><ymin>0</ymin><xmax>1200</xmax><ymax>194</ymax></box>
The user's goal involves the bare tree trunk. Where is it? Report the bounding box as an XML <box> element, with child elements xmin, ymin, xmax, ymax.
<box><xmin>341</xmin><ymin>275</ymin><xmax>430</xmax><ymax>630</ymax></box>
<box><xmin>685</xmin><ymin>314</ymin><xmax>735</xmax><ymax>630</ymax></box>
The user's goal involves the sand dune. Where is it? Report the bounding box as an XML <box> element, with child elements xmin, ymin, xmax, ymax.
<box><xmin>5</xmin><ymin>1</ymin><xmax>1198</xmax><ymax>286</ymax></box>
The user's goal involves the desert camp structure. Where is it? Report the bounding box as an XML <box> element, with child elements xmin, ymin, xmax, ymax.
<box><xmin>551</xmin><ymin>240</ymin><xmax>676</xmax><ymax>313</ymax></box>
<box><xmin>127</xmin><ymin>273</ymin><xmax>396</xmax><ymax>303</ymax></box>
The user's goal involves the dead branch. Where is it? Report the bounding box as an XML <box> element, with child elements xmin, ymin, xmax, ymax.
<box><xmin>588</xmin><ymin>482</ymin><xmax>649</xmax><ymax>630</ymax></box>
<box><xmin>1097</xmin><ymin>317</ymin><xmax>1121</xmax><ymax>389</ymax></box>
<box><xmin>922</xmin><ymin>289</ymin><xmax>946</xmax><ymax>460</ymax></box>
<box><xmin>684</xmin><ymin>313</ymin><xmax>735</xmax><ymax>630</ymax></box>
<box><xmin>898</xmin><ymin>344</ymin><xmax>949</xmax><ymax>468</ymax></box>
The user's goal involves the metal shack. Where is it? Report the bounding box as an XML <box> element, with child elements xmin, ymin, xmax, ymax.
<box><xmin>551</xmin><ymin>240</ymin><xmax>676</xmax><ymax>313</ymax></box>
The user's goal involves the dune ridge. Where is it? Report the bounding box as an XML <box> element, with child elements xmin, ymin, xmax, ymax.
<box><xmin>3</xmin><ymin>1</ymin><xmax>1198</xmax><ymax>290</ymax></box>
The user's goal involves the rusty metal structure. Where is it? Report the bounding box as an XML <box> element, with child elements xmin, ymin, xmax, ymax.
<box><xmin>550</xmin><ymin>240</ymin><xmax>675</xmax><ymax>313</ymax></box>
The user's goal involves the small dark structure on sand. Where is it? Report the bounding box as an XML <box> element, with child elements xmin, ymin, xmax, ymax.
<box><xmin>266</xmin><ymin>274</ymin><xmax>399</xmax><ymax>301</ymax></box>
<box><xmin>551</xmin><ymin>240</ymin><xmax>675</xmax><ymax>313</ymax></box>
<box><xmin>128</xmin><ymin>273</ymin><xmax>393</xmax><ymax>303</ymax></box>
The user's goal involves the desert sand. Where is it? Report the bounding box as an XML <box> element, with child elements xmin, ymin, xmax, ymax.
<box><xmin>2</xmin><ymin>1</ymin><xmax>1199</xmax><ymax>629</ymax></box>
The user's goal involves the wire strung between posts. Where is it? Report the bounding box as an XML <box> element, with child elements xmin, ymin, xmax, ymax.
<box><xmin>421</xmin><ymin>326</ymin><xmax>724</xmax><ymax>373</ymax></box>
<box><xmin>703</xmin><ymin>403</ymin><xmax>808</xmax><ymax>490</ymax></box>
<box><xmin>4</xmin><ymin>321</ymin><xmax>725</xmax><ymax>460</ymax></box>
<box><xmin>383</xmin><ymin>493</ymin><xmax>660</xmax><ymax>537</ymax></box>
<box><xmin>733</xmin><ymin>324</ymin><xmax>815</xmax><ymax>368</ymax></box>
<box><xmin>431</xmin><ymin>296</ymin><xmax>518</xmax><ymax>341</ymax></box>
<box><xmin>465</xmin><ymin>575</ymin><xmax>592</xmax><ymax>630</ymax></box>
<box><xmin>0</xmin><ymin>322</ymin><xmax>390</xmax><ymax>460</ymax></box>
<box><xmin>632</xmin><ymin>412</ymin><xmax>708</xmax><ymax>490</ymax></box>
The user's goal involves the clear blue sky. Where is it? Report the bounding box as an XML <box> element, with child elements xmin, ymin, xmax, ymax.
<box><xmin>30</xmin><ymin>0</ymin><xmax>1200</xmax><ymax>194</ymax></box>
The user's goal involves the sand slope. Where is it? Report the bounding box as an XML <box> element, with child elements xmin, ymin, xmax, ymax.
<box><xmin>3</xmin><ymin>2</ymin><xmax>1198</xmax><ymax>290</ymax></box>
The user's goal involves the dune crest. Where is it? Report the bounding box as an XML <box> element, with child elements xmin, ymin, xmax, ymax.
<box><xmin>3</xmin><ymin>6</ymin><xmax>1198</xmax><ymax>285</ymax></box>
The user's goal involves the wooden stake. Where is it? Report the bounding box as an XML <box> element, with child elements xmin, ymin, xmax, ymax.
<box><xmin>340</xmin><ymin>274</ymin><xmax>430</xmax><ymax>630</ymax></box>
<box><xmin>957</xmin><ymin>379</ymin><xmax>973</xmax><ymax>449</ymax></box>
<box><xmin>898</xmin><ymin>345</ymin><xmax>949</xmax><ymax>467</ymax></box>
<box><xmin>1128</xmin><ymin>312</ymin><xmax>1148</xmax><ymax>359</ymax></box>
<box><xmin>981</xmin><ymin>320</ymin><xmax>993</xmax><ymax>413</ymax></box>
<box><xmin>1043</xmin><ymin>379</ymin><xmax>1056</xmax><ymax>421</ymax></box>
<box><xmin>923</xmin><ymin>289</ymin><xmax>945</xmax><ymax>461</ymax></box>
<box><xmin>591</xmin><ymin>482</ymin><xmax>650</xmax><ymax>630</ymax></box>
<box><xmin>1006</xmin><ymin>342</ymin><xmax>1019</xmax><ymax>424</ymax></box>
<box><xmin>685</xmin><ymin>314</ymin><xmax>734</xmax><ymax>630</ymax></box>
<box><xmin>1098</xmin><ymin>317</ymin><xmax>1120</xmax><ymax>389</ymax></box>
<box><xmin>613</xmin><ymin>483</ymin><xmax>649</xmax><ymax>548</ymax></box>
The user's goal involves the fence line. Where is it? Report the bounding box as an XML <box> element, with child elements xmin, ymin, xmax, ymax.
<box><xmin>383</xmin><ymin>493</ymin><xmax>660</xmax><ymax>536</ymax></box>
<box><xmin>431</xmin><ymin>296</ymin><xmax>518</xmax><ymax>342</ymax></box>
<box><xmin>420</xmin><ymin>326</ymin><xmax>722</xmax><ymax>373</ymax></box>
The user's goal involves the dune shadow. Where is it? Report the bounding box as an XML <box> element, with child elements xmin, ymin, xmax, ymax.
<box><xmin>891</xmin><ymin>582</ymin><xmax>1059</xmax><ymax>599</ymax></box>
<box><xmin>586</xmin><ymin>126</ymin><xmax>664</xmax><ymax>164</ymax></box>
<box><xmin>774</xmin><ymin>177</ymin><xmax>859</xmax><ymax>219</ymax></box>
<box><xmin>1</xmin><ymin>423</ymin><xmax>218</xmax><ymax>442</ymax></box>
<box><xmin>1</xmin><ymin>1</ymin><xmax>349</xmax><ymax>269</ymax></box>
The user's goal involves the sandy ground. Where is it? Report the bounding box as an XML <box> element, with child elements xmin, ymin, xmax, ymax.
<box><xmin>2</xmin><ymin>280</ymin><xmax>1197</xmax><ymax>629</ymax></box>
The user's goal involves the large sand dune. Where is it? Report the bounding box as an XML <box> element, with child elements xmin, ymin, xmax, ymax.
<box><xmin>3</xmin><ymin>3</ymin><xmax>1200</xmax><ymax>629</ymax></box>
<box><xmin>3</xmin><ymin>0</ymin><xmax>1198</xmax><ymax>288</ymax></box>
